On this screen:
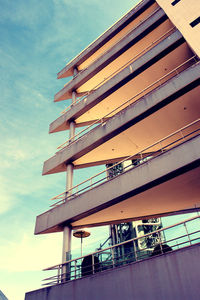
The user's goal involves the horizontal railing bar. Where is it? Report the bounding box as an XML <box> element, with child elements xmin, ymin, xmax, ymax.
<box><xmin>51</xmin><ymin>118</ymin><xmax>200</xmax><ymax>204</ymax></box>
<box><xmin>58</xmin><ymin>48</ymin><xmax>178</xmax><ymax>149</ymax></box>
<box><xmin>62</xmin><ymin>121</ymin><xmax>199</xmax><ymax>196</ymax></box>
<box><xmin>60</xmin><ymin>5</ymin><xmax>161</xmax><ymax>83</ymax></box>
<box><xmin>51</xmin><ymin>128</ymin><xmax>200</xmax><ymax>207</ymax></box>
<box><xmin>60</xmin><ymin>7</ymin><xmax>166</xmax><ymax>114</ymax></box>
<box><xmin>58</xmin><ymin>36</ymin><xmax>195</xmax><ymax>151</ymax></box>
<box><xmin>43</xmin><ymin>215</ymin><xmax>200</xmax><ymax>271</ymax></box>
<box><xmin>43</xmin><ymin>219</ymin><xmax>200</xmax><ymax>286</ymax></box>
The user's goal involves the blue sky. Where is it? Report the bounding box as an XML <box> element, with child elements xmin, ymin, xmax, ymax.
<box><xmin>0</xmin><ymin>1</ymin><xmax>198</xmax><ymax>299</ymax></box>
<box><xmin>0</xmin><ymin>1</ymin><xmax>142</xmax><ymax>299</ymax></box>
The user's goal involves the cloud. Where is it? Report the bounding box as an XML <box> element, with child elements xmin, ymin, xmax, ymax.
<box><xmin>0</xmin><ymin>225</ymin><xmax>109</xmax><ymax>273</ymax></box>
<box><xmin>0</xmin><ymin>177</ymin><xmax>14</xmax><ymax>214</ymax></box>
<box><xmin>0</xmin><ymin>0</ymin><xmax>52</xmax><ymax>29</ymax></box>
<box><xmin>0</xmin><ymin>231</ymin><xmax>62</xmax><ymax>272</ymax></box>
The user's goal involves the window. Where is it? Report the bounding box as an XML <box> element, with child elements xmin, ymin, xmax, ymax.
<box><xmin>190</xmin><ymin>17</ymin><xmax>200</xmax><ymax>28</ymax></box>
<box><xmin>171</xmin><ymin>0</ymin><xmax>181</xmax><ymax>6</ymax></box>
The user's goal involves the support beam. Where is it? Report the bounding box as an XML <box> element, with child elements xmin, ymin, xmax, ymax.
<box><xmin>62</xmin><ymin>69</ymin><xmax>77</xmax><ymax>278</ymax></box>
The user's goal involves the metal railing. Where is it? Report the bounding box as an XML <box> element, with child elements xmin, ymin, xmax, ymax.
<box><xmin>60</xmin><ymin>0</ymin><xmax>150</xmax><ymax>80</ymax></box>
<box><xmin>42</xmin><ymin>215</ymin><xmax>200</xmax><ymax>286</ymax></box>
<box><xmin>50</xmin><ymin>118</ymin><xmax>200</xmax><ymax>207</ymax></box>
<box><xmin>60</xmin><ymin>24</ymin><xmax>177</xmax><ymax>116</ymax></box>
<box><xmin>57</xmin><ymin>55</ymin><xmax>197</xmax><ymax>151</ymax></box>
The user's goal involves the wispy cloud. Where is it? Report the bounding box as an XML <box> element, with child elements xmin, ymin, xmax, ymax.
<box><xmin>0</xmin><ymin>230</ymin><xmax>62</xmax><ymax>272</ymax></box>
<box><xmin>0</xmin><ymin>0</ymin><xmax>139</xmax><ymax>298</ymax></box>
<box><xmin>0</xmin><ymin>176</ymin><xmax>14</xmax><ymax>214</ymax></box>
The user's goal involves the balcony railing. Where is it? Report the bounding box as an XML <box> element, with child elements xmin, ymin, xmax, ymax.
<box><xmin>59</xmin><ymin>0</ymin><xmax>150</xmax><ymax>80</ymax></box>
<box><xmin>61</xmin><ymin>7</ymin><xmax>166</xmax><ymax>114</ymax></box>
<box><xmin>57</xmin><ymin>56</ymin><xmax>197</xmax><ymax>151</ymax></box>
<box><xmin>42</xmin><ymin>215</ymin><xmax>200</xmax><ymax>286</ymax></box>
<box><xmin>50</xmin><ymin>118</ymin><xmax>200</xmax><ymax>207</ymax></box>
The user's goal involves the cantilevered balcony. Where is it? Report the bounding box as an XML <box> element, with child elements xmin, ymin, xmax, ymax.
<box><xmin>36</xmin><ymin>130</ymin><xmax>200</xmax><ymax>234</ymax></box>
<box><xmin>44</xmin><ymin>62</ymin><xmax>200</xmax><ymax>175</ymax></box>
<box><xmin>41</xmin><ymin>216</ymin><xmax>200</xmax><ymax>287</ymax></box>
<box><xmin>57</xmin><ymin>0</ymin><xmax>156</xmax><ymax>78</ymax></box>
<box><xmin>50</xmin><ymin>30</ymin><xmax>191</xmax><ymax>136</ymax></box>
<box><xmin>55</xmin><ymin>5</ymin><xmax>168</xmax><ymax>101</ymax></box>
<box><xmin>25</xmin><ymin>241</ymin><xmax>200</xmax><ymax>300</ymax></box>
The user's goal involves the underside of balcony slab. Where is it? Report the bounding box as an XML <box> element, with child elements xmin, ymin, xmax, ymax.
<box><xmin>55</xmin><ymin>8</ymin><xmax>167</xmax><ymax>101</ymax></box>
<box><xmin>36</xmin><ymin>136</ymin><xmax>200</xmax><ymax>234</ymax></box>
<box><xmin>44</xmin><ymin>62</ymin><xmax>200</xmax><ymax>175</ymax></box>
<box><xmin>57</xmin><ymin>0</ymin><xmax>155</xmax><ymax>78</ymax></box>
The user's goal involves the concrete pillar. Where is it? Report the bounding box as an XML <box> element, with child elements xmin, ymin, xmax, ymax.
<box><xmin>62</xmin><ymin>67</ymin><xmax>78</xmax><ymax>279</ymax></box>
<box><xmin>66</xmin><ymin>163</ymin><xmax>74</xmax><ymax>196</ymax></box>
<box><xmin>62</xmin><ymin>226</ymin><xmax>72</xmax><ymax>281</ymax></box>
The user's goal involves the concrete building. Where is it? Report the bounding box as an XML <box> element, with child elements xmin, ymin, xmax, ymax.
<box><xmin>0</xmin><ymin>291</ymin><xmax>8</xmax><ymax>300</ymax></box>
<box><xmin>106</xmin><ymin>161</ymin><xmax>163</xmax><ymax>253</ymax></box>
<box><xmin>25</xmin><ymin>0</ymin><xmax>200</xmax><ymax>299</ymax></box>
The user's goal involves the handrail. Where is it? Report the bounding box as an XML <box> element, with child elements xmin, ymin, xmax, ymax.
<box><xmin>42</xmin><ymin>215</ymin><xmax>200</xmax><ymax>286</ymax></box>
<box><xmin>57</xmin><ymin>55</ymin><xmax>197</xmax><ymax>151</ymax></box>
<box><xmin>60</xmin><ymin>0</ymin><xmax>151</xmax><ymax>79</ymax></box>
<box><xmin>60</xmin><ymin>25</ymin><xmax>176</xmax><ymax>116</ymax></box>
<box><xmin>50</xmin><ymin>118</ymin><xmax>200</xmax><ymax>206</ymax></box>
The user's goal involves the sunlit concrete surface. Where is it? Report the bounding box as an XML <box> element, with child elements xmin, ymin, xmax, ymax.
<box><xmin>53</xmin><ymin>30</ymin><xmax>184</xmax><ymax>122</ymax></box>
<box><xmin>157</xmin><ymin>0</ymin><xmax>200</xmax><ymax>57</ymax></box>
<box><xmin>57</xmin><ymin>0</ymin><xmax>155</xmax><ymax>78</ymax></box>
<box><xmin>25</xmin><ymin>244</ymin><xmax>200</xmax><ymax>300</ymax></box>
<box><xmin>36</xmin><ymin>135</ymin><xmax>200</xmax><ymax>234</ymax></box>
<box><xmin>44</xmin><ymin>62</ymin><xmax>200</xmax><ymax>174</ymax></box>
<box><xmin>55</xmin><ymin>8</ymin><xmax>167</xmax><ymax>100</ymax></box>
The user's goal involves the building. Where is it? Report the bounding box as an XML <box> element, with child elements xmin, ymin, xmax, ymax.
<box><xmin>25</xmin><ymin>0</ymin><xmax>200</xmax><ymax>299</ymax></box>
<box><xmin>106</xmin><ymin>161</ymin><xmax>163</xmax><ymax>255</ymax></box>
<box><xmin>0</xmin><ymin>291</ymin><xmax>8</xmax><ymax>300</ymax></box>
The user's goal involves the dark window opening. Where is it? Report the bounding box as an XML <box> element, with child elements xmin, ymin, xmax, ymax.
<box><xmin>190</xmin><ymin>17</ymin><xmax>200</xmax><ymax>28</ymax></box>
<box><xmin>171</xmin><ymin>0</ymin><xmax>181</xmax><ymax>6</ymax></box>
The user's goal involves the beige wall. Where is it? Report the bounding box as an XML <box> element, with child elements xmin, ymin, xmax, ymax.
<box><xmin>156</xmin><ymin>0</ymin><xmax>200</xmax><ymax>57</ymax></box>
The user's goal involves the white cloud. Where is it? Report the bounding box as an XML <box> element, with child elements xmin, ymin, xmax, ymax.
<box><xmin>0</xmin><ymin>178</ymin><xmax>14</xmax><ymax>214</ymax></box>
<box><xmin>0</xmin><ymin>231</ymin><xmax>62</xmax><ymax>272</ymax></box>
<box><xmin>0</xmin><ymin>225</ymin><xmax>109</xmax><ymax>272</ymax></box>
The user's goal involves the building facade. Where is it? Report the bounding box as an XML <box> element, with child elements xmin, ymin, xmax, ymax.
<box><xmin>26</xmin><ymin>0</ymin><xmax>200</xmax><ymax>298</ymax></box>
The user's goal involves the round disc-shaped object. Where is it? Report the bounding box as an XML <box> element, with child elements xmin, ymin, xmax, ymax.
<box><xmin>73</xmin><ymin>229</ymin><xmax>91</xmax><ymax>238</ymax></box>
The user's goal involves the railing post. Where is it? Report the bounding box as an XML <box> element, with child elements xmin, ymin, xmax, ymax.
<box><xmin>92</xmin><ymin>254</ymin><xmax>95</xmax><ymax>274</ymax></box>
<box><xmin>159</xmin><ymin>141</ymin><xmax>164</xmax><ymax>153</ymax></box>
<box><xmin>184</xmin><ymin>222</ymin><xmax>192</xmax><ymax>245</ymax></box>
<box><xmin>111</xmin><ymin>248</ymin><xmax>115</xmax><ymax>268</ymax></box>
<box><xmin>74</xmin><ymin>260</ymin><xmax>77</xmax><ymax>280</ymax></box>
<box><xmin>133</xmin><ymin>239</ymin><xmax>138</xmax><ymax>261</ymax></box>
<box><xmin>158</xmin><ymin>231</ymin><xmax>163</xmax><ymax>254</ymax></box>
<box><xmin>57</xmin><ymin>265</ymin><xmax>61</xmax><ymax>284</ymax></box>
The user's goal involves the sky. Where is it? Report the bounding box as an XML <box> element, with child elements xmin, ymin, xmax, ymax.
<box><xmin>0</xmin><ymin>1</ymin><xmax>198</xmax><ymax>299</ymax></box>
<box><xmin>0</xmin><ymin>1</ymin><xmax>142</xmax><ymax>299</ymax></box>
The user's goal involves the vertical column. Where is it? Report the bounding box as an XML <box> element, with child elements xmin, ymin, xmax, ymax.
<box><xmin>62</xmin><ymin>67</ymin><xmax>78</xmax><ymax>281</ymax></box>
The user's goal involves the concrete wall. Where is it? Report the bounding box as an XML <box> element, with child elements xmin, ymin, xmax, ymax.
<box><xmin>25</xmin><ymin>243</ymin><xmax>200</xmax><ymax>300</ymax></box>
<box><xmin>157</xmin><ymin>0</ymin><xmax>200</xmax><ymax>57</ymax></box>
